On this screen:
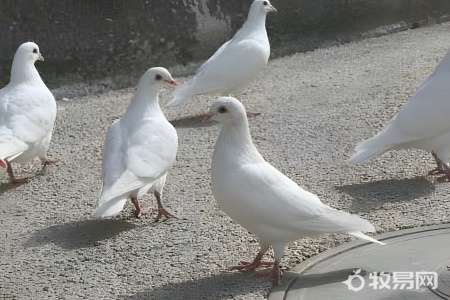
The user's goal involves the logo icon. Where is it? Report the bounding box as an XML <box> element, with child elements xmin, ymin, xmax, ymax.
<box><xmin>342</xmin><ymin>268</ymin><xmax>365</xmax><ymax>292</ymax></box>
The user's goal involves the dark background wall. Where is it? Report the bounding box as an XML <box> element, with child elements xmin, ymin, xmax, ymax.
<box><xmin>1</xmin><ymin>0</ymin><xmax>450</xmax><ymax>91</ymax></box>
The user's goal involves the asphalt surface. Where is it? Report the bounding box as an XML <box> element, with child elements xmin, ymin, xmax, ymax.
<box><xmin>1</xmin><ymin>22</ymin><xmax>450</xmax><ymax>300</ymax></box>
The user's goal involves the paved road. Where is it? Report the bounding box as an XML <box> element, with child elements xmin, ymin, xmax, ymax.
<box><xmin>1</xmin><ymin>22</ymin><xmax>450</xmax><ymax>300</ymax></box>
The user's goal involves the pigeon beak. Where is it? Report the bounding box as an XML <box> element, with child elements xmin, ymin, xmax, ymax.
<box><xmin>202</xmin><ymin>112</ymin><xmax>214</xmax><ymax>122</ymax></box>
<box><xmin>268</xmin><ymin>4</ymin><xmax>277</xmax><ymax>12</ymax></box>
<box><xmin>38</xmin><ymin>53</ymin><xmax>44</xmax><ymax>61</ymax></box>
<box><xmin>166</xmin><ymin>79</ymin><xmax>178</xmax><ymax>86</ymax></box>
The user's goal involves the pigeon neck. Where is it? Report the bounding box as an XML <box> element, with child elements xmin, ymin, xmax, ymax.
<box><xmin>10</xmin><ymin>59</ymin><xmax>45</xmax><ymax>86</ymax></box>
<box><xmin>217</xmin><ymin>118</ymin><xmax>262</xmax><ymax>162</ymax></box>
<box><xmin>125</xmin><ymin>84</ymin><xmax>164</xmax><ymax>119</ymax></box>
<box><xmin>243</xmin><ymin>10</ymin><xmax>267</xmax><ymax>31</ymax></box>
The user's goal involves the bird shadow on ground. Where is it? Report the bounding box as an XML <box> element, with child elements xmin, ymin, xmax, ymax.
<box><xmin>119</xmin><ymin>271</ymin><xmax>270</xmax><ymax>300</ymax></box>
<box><xmin>24</xmin><ymin>219</ymin><xmax>136</xmax><ymax>250</ymax></box>
<box><xmin>272</xmin><ymin>268</ymin><xmax>367</xmax><ymax>293</ymax></box>
<box><xmin>336</xmin><ymin>177</ymin><xmax>435</xmax><ymax>213</ymax></box>
<box><xmin>170</xmin><ymin>115</ymin><xmax>218</xmax><ymax>128</ymax></box>
<box><xmin>0</xmin><ymin>183</ymin><xmax>19</xmax><ymax>195</ymax></box>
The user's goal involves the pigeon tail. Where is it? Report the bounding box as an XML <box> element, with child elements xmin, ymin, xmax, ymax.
<box><xmin>166</xmin><ymin>81</ymin><xmax>196</xmax><ymax>107</ymax></box>
<box><xmin>348</xmin><ymin>120</ymin><xmax>417</xmax><ymax>165</ymax></box>
<box><xmin>91</xmin><ymin>196</ymin><xmax>128</xmax><ymax>218</ymax></box>
<box><xmin>348</xmin><ymin>231</ymin><xmax>386</xmax><ymax>245</ymax></box>
<box><xmin>317</xmin><ymin>208</ymin><xmax>378</xmax><ymax>234</ymax></box>
<box><xmin>0</xmin><ymin>136</ymin><xmax>28</xmax><ymax>162</ymax></box>
<box><xmin>348</xmin><ymin>143</ymin><xmax>391</xmax><ymax>165</ymax></box>
<box><xmin>347</xmin><ymin>127</ymin><xmax>402</xmax><ymax>164</ymax></box>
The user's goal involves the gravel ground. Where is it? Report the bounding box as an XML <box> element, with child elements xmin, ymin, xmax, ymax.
<box><xmin>1</xmin><ymin>22</ymin><xmax>450</xmax><ymax>300</ymax></box>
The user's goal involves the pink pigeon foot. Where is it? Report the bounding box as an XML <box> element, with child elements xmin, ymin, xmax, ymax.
<box><xmin>151</xmin><ymin>206</ymin><xmax>177</xmax><ymax>222</ymax></box>
<box><xmin>229</xmin><ymin>260</ymin><xmax>275</xmax><ymax>271</ymax></box>
<box><xmin>255</xmin><ymin>261</ymin><xmax>281</xmax><ymax>286</ymax></box>
<box><xmin>429</xmin><ymin>152</ymin><xmax>450</xmax><ymax>181</ymax></box>
<box><xmin>131</xmin><ymin>196</ymin><xmax>145</xmax><ymax>218</ymax></box>
<box><xmin>428</xmin><ymin>167</ymin><xmax>446</xmax><ymax>175</ymax></box>
<box><xmin>428</xmin><ymin>152</ymin><xmax>446</xmax><ymax>174</ymax></box>
<box><xmin>152</xmin><ymin>191</ymin><xmax>177</xmax><ymax>222</ymax></box>
<box><xmin>229</xmin><ymin>251</ymin><xmax>274</xmax><ymax>271</ymax></box>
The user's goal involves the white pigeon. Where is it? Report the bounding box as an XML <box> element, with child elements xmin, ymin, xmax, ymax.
<box><xmin>0</xmin><ymin>42</ymin><xmax>58</xmax><ymax>184</ymax></box>
<box><xmin>166</xmin><ymin>0</ymin><xmax>276</xmax><ymax>108</ymax></box>
<box><xmin>348</xmin><ymin>49</ymin><xmax>450</xmax><ymax>181</ymax></box>
<box><xmin>206</xmin><ymin>97</ymin><xmax>384</xmax><ymax>285</ymax></box>
<box><xmin>92</xmin><ymin>67</ymin><xmax>178</xmax><ymax>220</ymax></box>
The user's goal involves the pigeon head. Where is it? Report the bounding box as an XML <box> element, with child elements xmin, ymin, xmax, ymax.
<box><xmin>251</xmin><ymin>0</ymin><xmax>277</xmax><ymax>14</ymax></box>
<box><xmin>15</xmin><ymin>42</ymin><xmax>44</xmax><ymax>63</ymax></box>
<box><xmin>143</xmin><ymin>67</ymin><xmax>178</xmax><ymax>87</ymax></box>
<box><xmin>204</xmin><ymin>97</ymin><xmax>247</xmax><ymax>124</ymax></box>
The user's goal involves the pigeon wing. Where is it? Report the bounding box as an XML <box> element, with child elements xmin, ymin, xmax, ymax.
<box><xmin>100</xmin><ymin>119</ymin><xmax>177</xmax><ymax>204</ymax></box>
<box><xmin>0</xmin><ymin>84</ymin><xmax>56</xmax><ymax>160</ymax></box>
<box><xmin>393</xmin><ymin>64</ymin><xmax>450</xmax><ymax>139</ymax></box>
<box><xmin>169</xmin><ymin>39</ymin><xmax>269</xmax><ymax>106</ymax></box>
<box><xmin>218</xmin><ymin>162</ymin><xmax>375</xmax><ymax>241</ymax></box>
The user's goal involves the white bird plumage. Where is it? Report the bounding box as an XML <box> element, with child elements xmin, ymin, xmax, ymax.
<box><xmin>92</xmin><ymin>67</ymin><xmax>179</xmax><ymax>220</ymax></box>
<box><xmin>166</xmin><ymin>0</ymin><xmax>276</xmax><ymax>107</ymax></box>
<box><xmin>0</xmin><ymin>42</ymin><xmax>58</xmax><ymax>183</ymax></box>
<box><xmin>207</xmin><ymin>97</ymin><xmax>384</xmax><ymax>285</ymax></box>
<box><xmin>348</xmin><ymin>49</ymin><xmax>450</xmax><ymax>180</ymax></box>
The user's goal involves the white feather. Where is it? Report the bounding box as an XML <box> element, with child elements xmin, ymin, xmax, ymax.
<box><xmin>210</xmin><ymin>97</ymin><xmax>384</xmax><ymax>266</ymax></box>
<box><xmin>349</xmin><ymin>48</ymin><xmax>450</xmax><ymax>165</ymax></box>
<box><xmin>0</xmin><ymin>42</ymin><xmax>56</xmax><ymax>165</ymax></box>
<box><xmin>167</xmin><ymin>0</ymin><xmax>274</xmax><ymax>107</ymax></box>
<box><xmin>92</xmin><ymin>67</ymin><xmax>178</xmax><ymax>218</ymax></box>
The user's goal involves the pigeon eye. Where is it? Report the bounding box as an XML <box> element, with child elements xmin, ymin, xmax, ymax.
<box><xmin>218</xmin><ymin>106</ymin><xmax>227</xmax><ymax>114</ymax></box>
<box><xmin>155</xmin><ymin>74</ymin><xmax>162</xmax><ymax>81</ymax></box>
<box><xmin>263</xmin><ymin>1</ymin><xmax>268</xmax><ymax>5</ymax></box>
<box><xmin>33</xmin><ymin>48</ymin><xmax>38</xmax><ymax>54</ymax></box>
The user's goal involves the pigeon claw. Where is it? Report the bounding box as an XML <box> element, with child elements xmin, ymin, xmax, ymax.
<box><xmin>152</xmin><ymin>207</ymin><xmax>177</xmax><ymax>222</ymax></box>
<box><xmin>429</xmin><ymin>152</ymin><xmax>450</xmax><ymax>182</ymax></box>
<box><xmin>230</xmin><ymin>260</ymin><xmax>281</xmax><ymax>285</ymax></box>
<box><xmin>253</xmin><ymin>261</ymin><xmax>282</xmax><ymax>285</ymax></box>
<box><xmin>133</xmin><ymin>209</ymin><xmax>153</xmax><ymax>219</ymax></box>
<box><xmin>428</xmin><ymin>167</ymin><xmax>445</xmax><ymax>175</ymax></box>
<box><xmin>229</xmin><ymin>260</ymin><xmax>274</xmax><ymax>271</ymax></box>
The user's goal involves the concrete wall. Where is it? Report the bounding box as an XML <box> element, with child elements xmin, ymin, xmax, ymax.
<box><xmin>1</xmin><ymin>0</ymin><xmax>450</xmax><ymax>91</ymax></box>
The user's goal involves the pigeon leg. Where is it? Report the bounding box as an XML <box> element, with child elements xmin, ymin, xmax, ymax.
<box><xmin>428</xmin><ymin>152</ymin><xmax>450</xmax><ymax>181</ymax></box>
<box><xmin>255</xmin><ymin>260</ymin><xmax>282</xmax><ymax>285</ymax></box>
<box><xmin>6</xmin><ymin>161</ymin><xmax>30</xmax><ymax>184</ymax></box>
<box><xmin>269</xmin><ymin>245</ymin><xmax>284</xmax><ymax>285</ymax></box>
<box><xmin>229</xmin><ymin>246</ymin><xmax>273</xmax><ymax>271</ymax></box>
<box><xmin>428</xmin><ymin>152</ymin><xmax>447</xmax><ymax>175</ymax></box>
<box><xmin>40</xmin><ymin>157</ymin><xmax>60</xmax><ymax>166</ymax></box>
<box><xmin>130</xmin><ymin>196</ymin><xmax>143</xmax><ymax>218</ymax></box>
<box><xmin>152</xmin><ymin>191</ymin><xmax>177</xmax><ymax>222</ymax></box>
